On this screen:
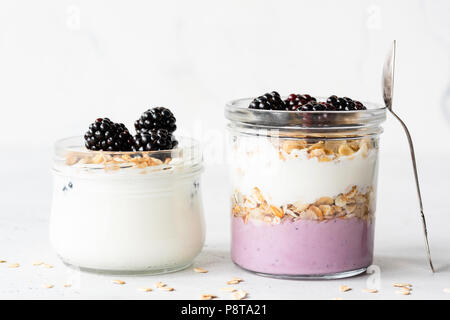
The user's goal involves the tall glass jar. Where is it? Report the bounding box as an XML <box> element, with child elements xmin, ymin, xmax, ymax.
<box><xmin>225</xmin><ymin>98</ymin><xmax>386</xmax><ymax>279</ymax></box>
<box><xmin>50</xmin><ymin>136</ymin><xmax>204</xmax><ymax>275</ymax></box>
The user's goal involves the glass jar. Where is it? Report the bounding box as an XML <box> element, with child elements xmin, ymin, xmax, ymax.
<box><xmin>225</xmin><ymin>98</ymin><xmax>386</xmax><ymax>279</ymax></box>
<box><xmin>50</xmin><ymin>136</ymin><xmax>205</xmax><ymax>275</ymax></box>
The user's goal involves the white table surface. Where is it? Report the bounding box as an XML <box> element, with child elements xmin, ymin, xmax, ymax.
<box><xmin>1</xmin><ymin>146</ymin><xmax>449</xmax><ymax>300</ymax></box>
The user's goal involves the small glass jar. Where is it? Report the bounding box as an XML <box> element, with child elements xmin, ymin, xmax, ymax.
<box><xmin>225</xmin><ymin>98</ymin><xmax>386</xmax><ymax>279</ymax></box>
<box><xmin>50</xmin><ymin>136</ymin><xmax>205</xmax><ymax>275</ymax></box>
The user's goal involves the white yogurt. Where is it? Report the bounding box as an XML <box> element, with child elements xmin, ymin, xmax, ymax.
<box><xmin>50</xmin><ymin>160</ymin><xmax>205</xmax><ymax>273</ymax></box>
<box><xmin>230</xmin><ymin>136</ymin><xmax>378</xmax><ymax>206</ymax></box>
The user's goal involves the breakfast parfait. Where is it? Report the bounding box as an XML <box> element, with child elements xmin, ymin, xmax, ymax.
<box><xmin>226</xmin><ymin>92</ymin><xmax>386</xmax><ymax>279</ymax></box>
<box><xmin>50</xmin><ymin>107</ymin><xmax>205</xmax><ymax>274</ymax></box>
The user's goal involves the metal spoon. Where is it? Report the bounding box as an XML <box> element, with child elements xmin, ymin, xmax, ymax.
<box><xmin>382</xmin><ymin>40</ymin><xmax>435</xmax><ymax>272</ymax></box>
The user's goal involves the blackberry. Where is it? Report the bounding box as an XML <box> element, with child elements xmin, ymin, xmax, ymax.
<box><xmin>133</xmin><ymin>129</ymin><xmax>177</xmax><ymax>151</ymax></box>
<box><xmin>135</xmin><ymin>107</ymin><xmax>176</xmax><ymax>134</ymax></box>
<box><xmin>284</xmin><ymin>94</ymin><xmax>317</xmax><ymax>111</ymax></box>
<box><xmin>248</xmin><ymin>91</ymin><xmax>285</xmax><ymax>110</ymax></box>
<box><xmin>300</xmin><ymin>101</ymin><xmax>333</xmax><ymax>111</ymax></box>
<box><xmin>326</xmin><ymin>95</ymin><xmax>367</xmax><ymax>111</ymax></box>
<box><xmin>84</xmin><ymin>118</ymin><xmax>134</xmax><ymax>151</ymax></box>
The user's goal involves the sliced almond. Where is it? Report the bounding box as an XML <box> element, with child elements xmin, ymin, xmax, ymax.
<box><xmin>233</xmin><ymin>290</ymin><xmax>247</xmax><ymax>300</ymax></box>
<box><xmin>340</xmin><ymin>285</ymin><xmax>351</xmax><ymax>292</ymax></box>
<box><xmin>112</xmin><ymin>280</ymin><xmax>126</xmax><ymax>285</ymax></box>
<box><xmin>362</xmin><ymin>288</ymin><xmax>378</xmax><ymax>293</ymax></box>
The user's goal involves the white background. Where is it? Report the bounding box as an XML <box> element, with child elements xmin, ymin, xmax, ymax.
<box><xmin>0</xmin><ymin>0</ymin><xmax>450</xmax><ymax>299</ymax></box>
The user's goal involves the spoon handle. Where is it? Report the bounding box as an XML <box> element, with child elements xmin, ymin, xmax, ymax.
<box><xmin>389</xmin><ymin>109</ymin><xmax>435</xmax><ymax>273</ymax></box>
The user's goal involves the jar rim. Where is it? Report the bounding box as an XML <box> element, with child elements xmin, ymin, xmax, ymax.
<box><xmin>53</xmin><ymin>136</ymin><xmax>202</xmax><ymax>173</ymax></box>
<box><xmin>225</xmin><ymin>97</ymin><xmax>387</xmax><ymax>130</ymax></box>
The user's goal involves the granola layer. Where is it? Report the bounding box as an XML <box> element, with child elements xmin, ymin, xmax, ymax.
<box><xmin>232</xmin><ymin>185</ymin><xmax>373</xmax><ymax>225</ymax></box>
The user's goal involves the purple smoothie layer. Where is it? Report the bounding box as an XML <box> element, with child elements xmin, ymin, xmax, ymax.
<box><xmin>231</xmin><ymin>217</ymin><xmax>374</xmax><ymax>276</ymax></box>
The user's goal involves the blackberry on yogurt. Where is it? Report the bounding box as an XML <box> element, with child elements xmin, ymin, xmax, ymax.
<box><xmin>285</xmin><ymin>94</ymin><xmax>317</xmax><ymax>111</ymax></box>
<box><xmin>248</xmin><ymin>91</ymin><xmax>285</xmax><ymax>110</ymax></box>
<box><xmin>134</xmin><ymin>129</ymin><xmax>176</xmax><ymax>151</ymax></box>
<box><xmin>135</xmin><ymin>107</ymin><xmax>177</xmax><ymax>134</ymax></box>
<box><xmin>84</xmin><ymin>118</ymin><xmax>134</xmax><ymax>151</ymax></box>
<box><xmin>326</xmin><ymin>95</ymin><xmax>366</xmax><ymax>111</ymax></box>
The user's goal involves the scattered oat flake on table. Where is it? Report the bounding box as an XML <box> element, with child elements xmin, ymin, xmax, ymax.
<box><xmin>227</xmin><ymin>280</ymin><xmax>240</xmax><ymax>285</ymax></box>
<box><xmin>362</xmin><ymin>288</ymin><xmax>378</xmax><ymax>293</ymax></box>
<box><xmin>113</xmin><ymin>280</ymin><xmax>126</xmax><ymax>285</ymax></box>
<box><xmin>233</xmin><ymin>290</ymin><xmax>247</xmax><ymax>300</ymax></box>
<box><xmin>32</xmin><ymin>261</ymin><xmax>43</xmax><ymax>266</ymax></box>
<box><xmin>221</xmin><ymin>287</ymin><xmax>237</xmax><ymax>292</ymax></box>
<box><xmin>43</xmin><ymin>284</ymin><xmax>54</xmax><ymax>289</ymax></box>
<box><xmin>332</xmin><ymin>297</ymin><xmax>344</xmax><ymax>300</ymax></box>
<box><xmin>160</xmin><ymin>287</ymin><xmax>174</xmax><ymax>291</ymax></box>
<box><xmin>396</xmin><ymin>289</ymin><xmax>411</xmax><ymax>295</ymax></box>
<box><xmin>155</xmin><ymin>282</ymin><xmax>166</xmax><ymax>288</ymax></box>
<box><xmin>43</xmin><ymin>264</ymin><xmax>54</xmax><ymax>269</ymax></box>
<box><xmin>340</xmin><ymin>285</ymin><xmax>351</xmax><ymax>292</ymax></box>
<box><xmin>443</xmin><ymin>288</ymin><xmax>450</xmax><ymax>293</ymax></box>
<box><xmin>0</xmin><ymin>260</ymin><xmax>6</xmax><ymax>263</ymax></box>
<box><xmin>232</xmin><ymin>277</ymin><xmax>243</xmax><ymax>282</ymax></box>
<box><xmin>138</xmin><ymin>287</ymin><xmax>152</xmax><ymax>292</ymax></box>
<box><xmin>201</xmin><ymin>294</ymin><xmax>218</xmax><ymax>300</ymax></box>
<box><xmin>194</xmin><ymin>267</ymin><xmax>208</xmax><ymax>273</ymax></box>
<box><xmin>393</xmin><ymin>283</ymin><xmax>412</xmax><ymax>288</ymax></box>
<box><xmin>8</xmin><ymin>263</ymin><xmax>19</xmax><ymax>268</ymax></box>
<box><xmin>63</xmin><ymin>284</ymin><xmax>72</xmax><ymax>288</ymax></box>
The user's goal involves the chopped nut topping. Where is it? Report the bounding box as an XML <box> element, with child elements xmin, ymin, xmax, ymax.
<box><xmin>362</xmin><ymin>288</ymin><xmax>378</xmax><ymax>293</ymax></box>
<box><xmin>340</xmin><ymin>285</ymin><xmax>351</xmax><ymax>292</ymax></box>
<box><xmin>233</xmin><ymin>290</ymin><xmax>247</xmax><ymax>300</ymax></box>
<box><xmin>113</xmin><ymin>280</ymin><xmax>126</xmax><ymax>285</ymax></box>
<box><xmin>194</xmin><ymin>267</ymin><xmax>208</xmax><ymax>273</ymax></box>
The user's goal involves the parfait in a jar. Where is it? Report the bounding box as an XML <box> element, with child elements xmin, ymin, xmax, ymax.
<box><xmin>226</xmin><ymin>92</ymin><xmax>386</xmax><ymax>279</ymax></box>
